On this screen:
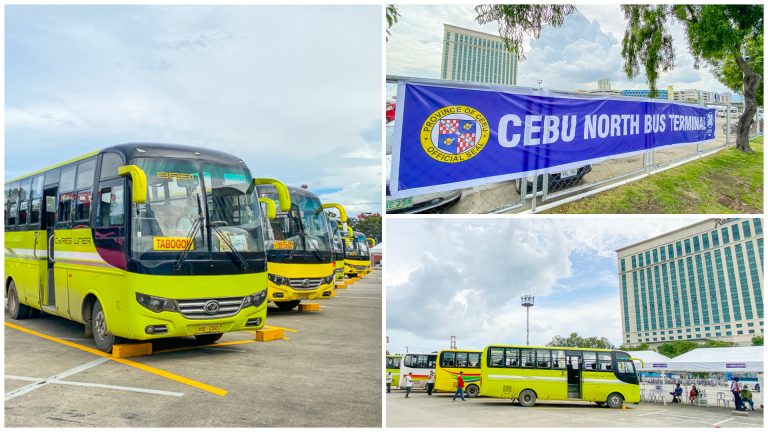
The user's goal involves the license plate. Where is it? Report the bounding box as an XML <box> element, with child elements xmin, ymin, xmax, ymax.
<box><xmin>386</xmin><ymin>197</ymin><xmax>413</xmax><ymax>211</ymax></box>
<box><xmin>558</xmin><ymin>168</ymin><xmax>578</xmax><ymax>179</ymax></box>
<box><xmin>297</xmin><ymin>293</ymin><xmax>310</xmax><ymax>299</ymax></box>
<box><xmin>195</xmin><ymin>324</ymin><xmax>221</xmax><ymax>335</ymax></box>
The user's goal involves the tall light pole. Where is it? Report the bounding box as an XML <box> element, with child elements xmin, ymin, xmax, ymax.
<box><xmin>537</xmin><ymin>79</ymin><xmax>542</xmax><ymax>90</ymax></box>
<box><xmin>521</xmin><ymin>295</ymin><xmax>535</xmax><ymax>345</ymax></box>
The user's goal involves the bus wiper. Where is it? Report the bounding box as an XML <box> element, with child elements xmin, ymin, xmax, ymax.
<box><xmin>174</xmin><ymin>193</ymin><xmax>205</xmax><ymax>272</ymax></box>
<box><xmin>211</xmin><ymin>224</ymin><xmax>248</xmax><ymax>270</ymax></box>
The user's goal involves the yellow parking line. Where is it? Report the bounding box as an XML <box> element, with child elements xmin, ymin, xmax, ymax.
<box><xmin>5</xmin><ymin>321</ymin><xmax>228</xmax><ymax>397</ymax></box>
<box><xmin>263</xmin><ymin>325</ymin><xmax>298</xmax><ymax>333</ymax></box>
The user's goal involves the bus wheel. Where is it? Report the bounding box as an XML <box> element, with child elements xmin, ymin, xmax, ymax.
<box><xmin>195</xmin><ymin>333</ymin><xmax>224</xmax><ymax>344</ymax></box>
<box><xmin>6</xmin><ymin>281</ymin><xmax>31</xmax><ymax>320</ymax></box>
<box><xmin>275</xmin><ymin>300</ymin><xmax>301</xmax><ymax>311</ymax></box>
<box><xmin>466</xmin><ymin>384</ymin><xmax>480</xmax><ymax>398</ymax></box>
<box><xmin>518</xmin><ymin>389</ymin><xmax>537</xmax><ymax>407</ymax></box>
<box><xmin>606</xmin><ymin>392</ymin><xmax>624</xmax><ymax>409</ymax></box>
<box><xmin>92</xmin><ymin>300</ymin><xmax>118</xmax><ymax>353</ymax></box>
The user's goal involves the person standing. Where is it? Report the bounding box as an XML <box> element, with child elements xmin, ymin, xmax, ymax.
<box><xmin>386</xmin><ymin>371</ymin><xmax>392</xmax><ymax>393</ymax></box>
<box><xmin>404</xmin><ymin>372</ymin><xmax>413</xmax><ymax>398</ymax></box>
<box><xmin>452</xmin><ymin>371</ymin><xmax>466</xmax><ymax>401</ymax></box>
<box><xmin>740</xmin><ymin>385</ymin><xmax>755</xmax><ymax>411</ymax></box>
<box><xmin>426</xmin><ymin>371</ymin><xmax>435</xmax><ymax>396</ymax></box>
<box><xmin>730</xmin><ymin>377</ymin><xmax>743</xmax><ymax>410</ymax></box>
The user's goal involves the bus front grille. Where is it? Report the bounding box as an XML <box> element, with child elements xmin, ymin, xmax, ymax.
<box><xmin>177</xmin><ymin>297</ymin><xmax>244</xmax><ymax>319</ymax></box>
<box><xmin>288</xmin><ymin>278</ymin><xmax>323</xmax><ymax>290</ymax></box>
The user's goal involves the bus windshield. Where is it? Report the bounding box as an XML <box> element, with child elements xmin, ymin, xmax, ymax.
<box><xmin>130</xmin><ymin>158</ymin><xmax>264</xmax><ymax>258</ymax></box>
<box><xmin>261</xmin><ymin>191</ymin><xmax>333</xmax><ymax>264</ymax></box>
<box><xmin>347</xmin><ymin>235</ymin><xmax>370</xmax><ymax>258</ymax></box>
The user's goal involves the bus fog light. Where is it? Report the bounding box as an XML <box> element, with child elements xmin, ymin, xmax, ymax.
<box><xmin>274</xmin><ymin>292</ymin><xmax>284</xmax><ymax>299</ymax></box>
<box><xmin>246</xmin><ymin>317</ymin><xmax>262</xmax><ymax>327</ymax></box>
<box><xmin>145</xmin><ymin>325</ymin><xmax>168</xmax><ymax>335</ymax></box>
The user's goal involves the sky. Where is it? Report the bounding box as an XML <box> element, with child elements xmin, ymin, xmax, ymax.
<box><xmin>386</xmin><ymin>217</ymin><xmax>707</xmax><ymax>354</ymax></box>
<box><xmin>5</xmin><ymin>5</ymin><xmax>382</xmax><ymax>214</ymax></box>
<box><xmin>386</xmin><ymin>4</ymin><xmax>741</xmax><ymax>101</ymax></box>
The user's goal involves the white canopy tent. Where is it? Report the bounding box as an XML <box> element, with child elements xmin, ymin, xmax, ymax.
<box><xmin>627</xmin><ymin>350</ymin><xmax>672</xmax><ymax>371</ymax></box>
<box><xmin>369</xmin><ymin>243</ymin><xmax>382</xmax><ymax>253</ymax></box>
<box><xmin>663</xmin><ymin>346</ymin><xmax>763</xmax><ymax>372</ymax></box>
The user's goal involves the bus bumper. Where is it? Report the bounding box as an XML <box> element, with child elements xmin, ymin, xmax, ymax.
<box><xmin>267</xmin><ymin>281</ymin><xmax>335</xmax><ymax>302</ymax></box>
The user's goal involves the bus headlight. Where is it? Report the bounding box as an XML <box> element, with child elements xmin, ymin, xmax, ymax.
<box><xmin>241</xmin><ymin>289</ymin><xmax>267</xmax><ymax>308</ymax></box>
<box><xmin>268</xmin><ymin>274</ymin><xmax>289</xmax><ymax>286</ymax></box>
<box><xmin>136</xmin><ymin>293</ymin><xmax>179</xmax><ymax>313</ymax></box>
<box><xmin>321</xmin><ymin>274</ymin><xmax>335</xmax><ymax>285</ymax></box>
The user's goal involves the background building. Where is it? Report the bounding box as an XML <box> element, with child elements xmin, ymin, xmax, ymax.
<box><xmin>621</xmin><ymin>88</ymin><xmax>672</xmax><ymax>100</ymax></box>
<box><xmin>440</xmin><ymin>24</ymin><xmax>518</xmax><ymax>85</ymax></box>
<box><xmin>616</xmin><ymin>219</ymin><xmax>763</xmax><ymax>347</ymax></box>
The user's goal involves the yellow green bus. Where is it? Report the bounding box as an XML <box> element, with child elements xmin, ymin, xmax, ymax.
<box><xmin>322</xmin><ymin>203</ymin><xmax>347</xmax><ymax>282</ymax></box>
<box><xmin>256</xmin><ymin>184</ymin><xmax>335</xmax><ymax>310</ymax></box>
<box><xmin>480</xmin><ymin>345</ymin><xmax>640</xmax><ymax>408</ymax></box>
<box><xmin>386</xmin><ymin>354</ymin><xmax>402</xmax><ymax>388</ymax></box>
<box><xmin>435</xmin><ymin>349</ymin><xmax>483</xmax><ymax>397</ymax></box>
<box><xmin>345</xmin><ymin>231</ymin><xmax>370</xmax><ymax>277</ymax></box>
<box><xmin>4</xmin><ymin>144</ymin><xmax>275</xmax><ymax>352</ymax></box>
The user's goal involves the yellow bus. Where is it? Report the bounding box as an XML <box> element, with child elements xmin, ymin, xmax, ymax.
<box><xmin>322</xmin><ymin>203</ymin><xmax>347</xmax><ymax>282</ymax></box>
<box><xmin>345</xmin><ymin>231</ymin><xmax>370</xmax><ymax>277</ymax></box>
<box><xmin>435</xmin><ymin>349</ymin><xmax>483</xmax><ymax>397</ymax></box>
<box><xmin>480</xmin><ymin>345</ymin><xmax>640</xmax><ymax>408</ymax></box>
<box><xmin>4</xmin><ymin>144</ymin><xmax>278</xmax><ymax>352</ymax></box>
<box><xmin>256</xmin><ymin>184</ymin><xmax>335</xmax><ymax>310</ymax></box>
<box><xmin>386</xmin><ymin>354</ymin><xmax>402</xmax><ymax>388</ymax></box>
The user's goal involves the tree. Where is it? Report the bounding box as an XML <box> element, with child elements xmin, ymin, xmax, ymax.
<box><xmin>752</xmin><ymin>335</ymin><xmax>763</xmax><ymax>346</ymax></box>
<box><xmin>476</xmin><ymin>4</ymin><xmax>763</xmax><ymax>153</ymax></box>
<box><xmin>386</xmin><ymin>4</ymin><xmax>400</xmax><ymax>41</ymax></box>
<box><xmin>348</xmin><ymin>213</ymin><xmax>382</xmax><ymax>242</ymax></box>
<box><xmin>619</xmin><ymin>343</ymin><xmax>651</xmax><ymax>351</ymax></box>
<box><xmin>714</xmin><ymin>32</ymin><xmax>764</xmax><ymax>106</ymax></box>
<box><xmin>657</xmin><ymin>340</ymin><xmax>735</xmax><ymax>358</ymax></box>
<box><xmin>547</xmin><ymin>332</ymin><xmax>615</xmax><ymax>349</ymax></box>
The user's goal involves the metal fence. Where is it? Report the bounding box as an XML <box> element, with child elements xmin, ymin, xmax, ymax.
<box><xmin>386</xmin><ymin>77</ymin><xmax>764</xmax><ymax>214</ymax></box>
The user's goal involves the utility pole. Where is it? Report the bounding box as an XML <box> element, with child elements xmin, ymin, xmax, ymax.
<box><xmin>521</xmin><ymin>295</ymin><xmax>535</xmax><ymax>345</ymax></box>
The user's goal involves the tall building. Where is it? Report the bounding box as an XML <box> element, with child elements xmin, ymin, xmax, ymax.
<box><xmin>616</xmin><ymin>218</ymin><xmax>763</xmax><ymax>347</ymax></box>
<box><xmin>622</xmin><ymin>89</ymin><xmax>670</xmax><ymax>100</ymax></box>
<box><xmin>598</xmin><ymin>78</ymin><xmax>611</xmax><ymax>91</ymax></box>
<box><xmin>440</xmin><ymin>24</ymin><xmax>518</xmax><ymax>85</ymax></box>
<box><xmin>673</xmin><ymin>89</ymin><xmax>721</xmax><ymax>104</ymax></box>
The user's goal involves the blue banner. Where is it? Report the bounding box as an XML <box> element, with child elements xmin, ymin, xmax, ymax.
<box><xmin>390</xmin><ymin>82</ymin><xmax>716</xmax><ymax>197</ymax></box>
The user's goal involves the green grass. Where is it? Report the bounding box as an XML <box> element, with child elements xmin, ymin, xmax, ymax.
<box><xmin>544</xmin><ymin>137</ymin><xmax>763</xmax><ymax>214</ymax></box>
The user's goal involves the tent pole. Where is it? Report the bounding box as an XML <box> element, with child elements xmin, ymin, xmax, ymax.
<box><xmin>663</xmin><ymin>369</ymin><xmax>667</xmax><ymax>406</ymax></box>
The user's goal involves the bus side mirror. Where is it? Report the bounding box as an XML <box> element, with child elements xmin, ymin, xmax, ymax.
<box><xmin>322</xmin><ymin>203</ymin><xmax>348</xmax><ymax>224</ymax></box>
<box><xmin>258</xmin><ymin>198</ymin><xmax>277</xmax><ymax>220</ymax></box>
<box><xmin>253</xmin><ymin>178</ymin><xmax>291</xmax><ymax>212</ymax></box>
<box><xmin>117</xmin><ymin>165</ymin><xmax>147</xmax><ymax>204</ymax></box>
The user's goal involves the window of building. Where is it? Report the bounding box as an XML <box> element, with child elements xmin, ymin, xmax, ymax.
<box><xmin>721</xmin><ymin>227</ymin><xmax>730</xmax><ymax>243</ymax></box>
<box><xmin>732</xmin><ymin>224</ymin><xmax>741</xmax><ymax>241</ymax></box>
<box><xmin>631</xmin><ymin>255</ymin><xmax>637</xmax><ymax>269</ymax></box>
<box><xmin>676</xmin><ymin>241</ymin><xmax>683</xmax><ymax>256</ymax></box>
<box><xmin>754</xmin><ymin>219</ymin><xmax>762</xmax><ymax>236</ymax></box>
<box><xmin>742</xmin><ymin>220</ymin><xmax>752</xmax><ymax>238</ymax></box>
<box><xmin>684</xmin><ymin>239</ymin><xmax>691</xmax><ymax>254</ymax></box>
<box><xmin>737</xmin><ymin>330</ymin><xmax>744</xmax><ymax>335</ymax></box>
<box><xmin>703</xmin><ymin>233</ymin><xmax>710</xmax><ymax>249</ymax></box>
<box><xmin>693</xmin><ymin>236</ymin><xmax>700</xmax><ymax>252</ymax></box>
<box><xmin>712</xmin><ymin>230</ymin><xmax>720</xmax><ymax>247</ymax></box>
<box><xmin>668</xmin><ymin>244</ymin><xmax>674</xmax><ymax>259</ymax></box>
<box><xmin>653</xmin><ymin>249</ymin><xmax>658</xmax><ymax>263</ymax></box>
<box><xmin>749</xmin><ymin>330</ymin><xmax>755</xmax><ymax>334</ymax></box>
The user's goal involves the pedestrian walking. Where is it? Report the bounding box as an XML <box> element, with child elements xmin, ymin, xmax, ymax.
<box><xmin>452</xmin><ymin>371</ymin><xmax>466</xmax><ymax>401</ymax></box>
<box><xmin>426</xmin><ymin>371</ymin><xmax>435</xmax><ymax>396</ymax></box>
<box><xmin>386</xmin><ymin>371</ymin><xmax>392</xmax><ymax>393</ymax></box>
<box><xmin>404</xmin><ymin>372</ymin><xmax>413</xmax><ymax>398</ymax></box>
<box><xmin>730</xmin><ymin>377</ymin><xmax>743</xmax><ymax>411</ymax></box>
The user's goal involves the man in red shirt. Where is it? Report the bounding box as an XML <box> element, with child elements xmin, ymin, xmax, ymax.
<box><xmin>452</xmin><ymin>371</ymin><xmax>466</xmax><ymax>401</ymax></box>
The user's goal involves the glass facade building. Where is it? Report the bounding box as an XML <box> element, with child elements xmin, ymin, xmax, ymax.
<box><xmin>616</xmin><ymin>219</ymin><xmax>763</xmax><ymax>346</ymax></box>
<box><xmin>440</xmin><ymin>24</ymin><xmax>517</xmax><ymax>85</ymax></box>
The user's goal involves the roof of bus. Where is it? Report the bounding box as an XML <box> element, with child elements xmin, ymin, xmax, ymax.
<box><xmin>436</xmin><ymin>349</ymin><xmax>483</xmax><ymax>353</ymax></box>
<box><xmin>483</xmin><ymin>344</ymin><xmax>622</xmax><ymax>353</ymax></box>
<box><xmin>7</xmin><ymin>143</ymin><xmax>247</xmax><ymax>183</ymax></box>
<box><xmin>256</xmin><ymin>184</ymin><xmax>320</xmax><ymax>200</ymax></box>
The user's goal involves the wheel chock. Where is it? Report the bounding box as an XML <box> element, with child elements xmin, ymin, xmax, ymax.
<box><xmin>299</xmin><ymin>303</ymin><xmax>321</xmax><ymax>312</ymax></box>
<box><xmin>336</xmin><ymin>283</ymin><xmax>348</xmax><ymax>289</ymax></box>
<box><xmin>112</xmin><ymin>342</ymin><xmax>153</xmax><ymax>358</ymax></box>
<box><xmin>256</xmin><ymin>327</ymin><xmax>284</xmax><ymax>342</ymax></box>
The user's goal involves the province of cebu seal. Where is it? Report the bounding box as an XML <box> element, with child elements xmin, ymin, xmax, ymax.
<box><xmin>420</xmin><ymin>105</ymin><xmax>490</xmax><ymax>163</ymax></box>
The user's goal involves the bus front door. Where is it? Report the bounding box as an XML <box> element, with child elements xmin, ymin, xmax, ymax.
<box><xmin>566</xmin><ymin>352</ymin><xmax>582</xmax><ymax>399</ymax></box>
<box><xmin>41</xmin><ymin>187</ymin><xmax>57</xmax><ymax>310</ymax></box>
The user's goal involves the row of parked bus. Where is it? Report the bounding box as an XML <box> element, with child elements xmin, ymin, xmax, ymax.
<box><xmin>387</xmin><ymin>346</ymin><xmax>641</xmax><ymax>408</ymax></box>
<box><xmin>4</xmin><ymin>143</ymin><xmax>373</xmax><ymax>352</ymax></box>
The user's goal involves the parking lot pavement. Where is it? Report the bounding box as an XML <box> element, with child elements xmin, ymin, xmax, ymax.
<box><xmin>386</xmin><ymin>390</ymin><xmax>763</xmax><ymax>428</ymax></box>
<box><xmin>5</xmin><ymin>271</ymin><xmax>381</xmax><ymax>427</ymax></box>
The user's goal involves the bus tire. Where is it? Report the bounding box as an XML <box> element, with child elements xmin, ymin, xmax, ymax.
<box><xmin>518</xmin><ymin>389</ymin><xmax>537</xmax><ymax>407</ymax></box>
<box><xmin>275</xmin><ymin>300</ymin><xmax>301</xmax><ymax>311</ymax></box>
<box><xmin>607</xmin><ymin>392</ymin><xmax>624</xmax><ymax>409</ymax></box>
<box><xmin>7</xmin><ymin>281</ymin><xmax>31</xmax><ymax>320</ymax></box>
<box><xmin>195</xmin><ymin>333</ymin><xmax>224</xmax><ymax>344</ymax></box>
<box><xmin>466</xmin><ymin>384</ymin><xmax>480</xmax><ymax>398</ymax></box>
<box><xmin>92</xmin><ymin>300</ymin><xmax>118</xmax><ymax>353</ymax></box>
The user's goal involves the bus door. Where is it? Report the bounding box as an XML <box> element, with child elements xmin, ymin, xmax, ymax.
<box><xmin>41</xmin><ymin>186</ymin><xmax>58</xmax><ymax>310</ymax></box>
<box><xmin>565</xmin><ymin>352</ymin><xmax>582</xmax><ymax>399</ymax></box>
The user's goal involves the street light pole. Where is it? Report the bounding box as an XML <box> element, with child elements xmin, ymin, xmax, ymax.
<box><xmin>521</xmin><ymin>295</ymin><xmax>535</xmax><ymax>345</ymax></box>
<box><xmin>537</xmin><ymin>79</ymin><xmax>542</xmax><ymax>90</ymax></box>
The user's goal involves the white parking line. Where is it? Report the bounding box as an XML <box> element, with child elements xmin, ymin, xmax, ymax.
<box><xmin>712</xmin><ymin>417</ymin><xmax>734</xmax><ymax>426</ymax></box>
<box><xmin>333</xmin><ymin>296</ymin><xmax>382</xmax><ymax>300</ymax></box>
<box><xmin>6</xmin><ymin>374</ymin><xmax>184</xmax><ymax>397</ymax></box>
<box><xmin>5</xmin><ymin>358</ymin><xmax>109</xmax><ymax>401</ymax></box>
<box><xmin>636</xmin><ymin>410</ymin><xmax>665</xmax><ymax>417</ymax></box>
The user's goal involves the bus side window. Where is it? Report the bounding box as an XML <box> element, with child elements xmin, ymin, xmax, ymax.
<box><xmin>441</xmin><ymin>352</ymin><xmax>455</xmax><ymax>367</ymax></box>
<box><xmin>30</xmin><ymin>176</ymin><xmax>44</xmax><ymax>226</ymax></box>
<box><xmin>96</xmin><ymin>185</ymin><xmax>125</xmax><ymax>227</ymax></box>
<box><xmin>468</xmin><ymin>352</ymin><xmax>481</xmax><ymax>368</ymax></box>
<box><xmin>489</xmin><ymin>347</ymin><xmax>504</xmax><ymax>367</ymax></box>
<box><xmin>57</xmin><ymin>165</ymin><xmax>77</xmax><ymax>226</ymax></box>
<box><xmin>598</xmin><ymin>352</ymin><xmax>612</xmax><ymax>371</ymax></box>
<box><xmin>536</xmin><ymin>349</ymin><xmax>551</xmax><ymax>368</ymax></box>
<box><xmin>7</xmin><ymin>181</ymin><xmax>20</xmax><ymax>228</ymax></box>
<box><xmin>74</xmin><ymin>158</ymin><xmax>96</xmax><ymax>225</ymax></box>
<box><xmin>520</xmin><ymin>348</ymin><xmax>534</xmax><ymax>368</ymax></box>
<box><xmin>455</xmin><ymin>352</ymin><xmax>468</xmax><ymax>367</ymax></box>
<box><xmin>551</xmin><ymin>350</ymin><xmax>566</xmax><ymax>369</ymax></box>
<box><xmin>505</xmin><ymin>348</ymin><xmax>520</xmax><ymax>367</ymax></box>
<box><xmin>583</xmin><ymin>352</ymin><xmax>597</xmax><ymax>370</ymax></box>
<box><xmin>99</xmin><ymin>152</ymin><xmax>124</xmax><ymax>180</ymax></box>
<box><xmin>18</xmin><ymin>178</ymin><xmax>32</xmax><ymax>227</ymax></box>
